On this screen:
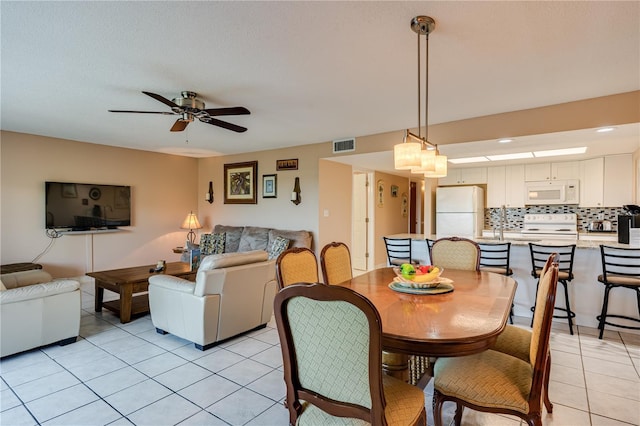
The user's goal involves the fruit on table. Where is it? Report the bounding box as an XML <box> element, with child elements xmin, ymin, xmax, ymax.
<box><xmin>400</xmin><ymin>263</ymin><xmax>415</xmax><ymax>278</ymax></box>
<box><xmin>398</xmin><ymin>264</ymin><xmax>440</xmax><ymax>282</ymax></box>
<box><xmin>412</xmin><ymin>266</ymin><xmax>440</xmax><ymax>282</ymax></box>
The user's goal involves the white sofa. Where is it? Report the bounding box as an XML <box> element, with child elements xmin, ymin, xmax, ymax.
<box><xmin>148</xmin><ymin>250</ymin><xmax>277</xmax><ymax>350</ymax></box>
<box><xmin>0</xmin><ymin>270</ymin><xmax>81</xmax><ymax>357</ymax></box>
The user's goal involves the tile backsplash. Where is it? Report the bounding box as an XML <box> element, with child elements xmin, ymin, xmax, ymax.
<box><xmin>484</xmin><ymin>206</ymin><xmax>626</xmax><ymax>232</ymax></box>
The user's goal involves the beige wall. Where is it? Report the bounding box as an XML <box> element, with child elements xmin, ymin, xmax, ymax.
<box><xmin>318</xmin><ymin>160</ymin><xmax>352</xmax><ymax>252</ymax></box>
<box><xmin>373</xmin><ymin>171</ymin><xmax>411</xmax><ymax>268</ymax></box>
<box><xmin>0</xmin><ymin>131</ymin><xmax>198</xmax><ymax>277</ymax></box>
<box><xmin>196</xmin><ymin>142</ymin><xmax>334</xmax><ymax>252</ymax></box>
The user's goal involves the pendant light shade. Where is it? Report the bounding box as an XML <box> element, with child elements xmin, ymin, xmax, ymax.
<box><xmin>411</xmin><ymin>148</ymin><xmax>436</xmax><ymax>174</ymax></box>
<box><xmin>424</xmin><ymin>153</ymin><xmax>448</xmax><ymax>178</ymax></box>
<box><xmin>394</xmin><ymin>141</ymin><xmax>422</xmax><ymax>169</ymax></box>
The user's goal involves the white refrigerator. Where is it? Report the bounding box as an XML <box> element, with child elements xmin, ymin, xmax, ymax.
<box><xmin>436</xmin><ymin>186</ymin><xmax>485</xmax><ymax>237</ymax></box>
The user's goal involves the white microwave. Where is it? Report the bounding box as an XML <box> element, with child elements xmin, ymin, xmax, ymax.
<box><xmin>525</xmin><ymin>179</ymin><xmax>580</xmax><ymax>205</ymax></box>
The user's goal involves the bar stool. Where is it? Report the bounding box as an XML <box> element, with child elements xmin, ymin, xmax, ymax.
<box><xmin>478</xmin><ymin>242</ymin><xmax>514</xmax><ymax>323</ymax></box>
<box><xmin>383</xmin><ymin>237</ymin><xmax>419</xmax><ymax>266</ymax></box>
<box><xmin>596</xmin><ymin>245</ymin><xmax>640</xmax><ymax>339</ymax></box>
<box><xmin>529</xmin><ymin>243</ymin><xmax>576</xmax><ymax>335</ymax></box>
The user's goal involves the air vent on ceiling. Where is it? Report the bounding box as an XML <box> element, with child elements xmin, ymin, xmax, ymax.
<box><xmin>333</xmin><ymin>137</ymin><xmax>356</xmax><ymax>154</ymax></box>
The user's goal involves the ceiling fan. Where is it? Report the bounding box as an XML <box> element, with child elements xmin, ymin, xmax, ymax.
<box><xmin>109</xmin><ymin>91</ymin><xmax>250</xmax><ymax>133</ymax></box>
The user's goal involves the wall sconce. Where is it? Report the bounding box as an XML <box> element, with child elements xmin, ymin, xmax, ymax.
<box><xmin>291</xmin><ymin>177</ymin><xmax>301</xmax><ymax>205</ymax></box>
<box><xmin>205</xmin><ymin>181</ymin><xmax>214</xmax><ymax>204</ymax></box>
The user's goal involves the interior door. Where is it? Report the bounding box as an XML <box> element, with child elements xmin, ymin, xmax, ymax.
<box><xmin>351</xmin><ymin>172</ymin><xmax>368</xmax><ymax>271</ymax></box>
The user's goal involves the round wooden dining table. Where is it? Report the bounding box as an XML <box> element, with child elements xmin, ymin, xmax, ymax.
<box><xmin>335</xmin><ymin>267</ymin><xmax>517</xmax><ymax>381</ymax></box>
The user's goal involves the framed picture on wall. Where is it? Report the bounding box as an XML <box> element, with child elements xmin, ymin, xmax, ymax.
<box><xmin>224</xmin><ymin>161</ymin><xmax>258</xmax><ymax>204</ymax></box>
<box><xmin>262</xmin><ymin>174</ymin><xmax>277</xmax><ymax>198</ymax></box>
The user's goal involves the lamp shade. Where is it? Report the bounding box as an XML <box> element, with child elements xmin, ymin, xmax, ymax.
<box><xmin>424</xmin><ymin>154</ymin><xmax>448</xmax><ymax>178</ymax></box>
<box><xmin>394</xmin><ymin>141</ymin><xmax>421</xmax><ymax>170</ymax></box>
<box><xmin>181</xmin><ymin>212</ymin><xmax>202</xmax><ymax>230</ymax></box>
<box><xmin>411</xmin><ymin>149</ymin><xmax>436</xmax><ymax>174</ymax></box>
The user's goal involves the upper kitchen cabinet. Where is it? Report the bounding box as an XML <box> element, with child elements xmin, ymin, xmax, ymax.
<box><xmin>438</xmin><ymin>167</ymin><xmax>487</xmax><ymax>186</ymax></box>
<box><xmin>579</xmin><ymin>157</ymin><xmax>604</xmax><ymax>207</ymax></box>
<box><xmin>603</xmin><ymin>154</ymin><xmax>633</xmax><ymax>207</ymax></box>
<box><xmin>579</xmin><ymin>154</ymin><xmax>632</xmax><ymax>207</ymax></box>
<box><xmin>486</xmin><ymin>165</ymin><xmax>525</xmax><ymax>208</ymax></box>
<box><xmin>525</xmin><ymin>161</ymin><xmax>580</xmax><ymax>181</ymax></box>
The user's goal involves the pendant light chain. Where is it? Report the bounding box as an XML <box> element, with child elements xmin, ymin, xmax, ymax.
<box><xmin>424</xmin><ymin>28</ymin><xmax>429</xmax><ymax>144</ymax></box>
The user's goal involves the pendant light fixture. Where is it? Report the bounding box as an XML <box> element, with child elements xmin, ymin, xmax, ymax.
<box><xmin>394</xmin><ymin>16</ymin><xmax>447</xmax><ymax>178</ymax></box>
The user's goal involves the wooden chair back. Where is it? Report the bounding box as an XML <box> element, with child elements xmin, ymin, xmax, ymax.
<box><xmin>274</xmin><ymin>283</ymin><xmax>386</xmax><ymax>424</ymax></box>
<box><xmin>430</xmin><ymin>237</ymin><xmax>480</xmax><ymax>271</ymax></box>
<box><xmin>275</xmin><ymin>247</ymin><xmax>319</xmax><ymax>289</ymax></box>
<box><xmin>320</xmin><ymin>242</ymin><xmax>353</xmax><ymax>285</ymax></box>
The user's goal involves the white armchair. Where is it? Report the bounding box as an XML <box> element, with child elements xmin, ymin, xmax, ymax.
<box><xmin>1</xmin><ymin>270</ymin><xmax>81</xmax><ymax>358</ymax></box>
<box><xmin>149</xmin><ymin>250</ymin><xmax>277</xmax><ymax>350</ymax></box>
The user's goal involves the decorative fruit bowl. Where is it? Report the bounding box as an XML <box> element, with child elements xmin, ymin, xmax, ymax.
<box><xmin>392</xmin><ymin>265</ymin><xmax>444</xmax><ymax>289</ymax></box>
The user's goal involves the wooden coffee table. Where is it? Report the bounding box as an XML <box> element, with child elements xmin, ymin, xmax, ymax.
<box><xmin>88</xmin><ymin>262</ymin><xmax>196</xmax><ymax>323</ymax></box>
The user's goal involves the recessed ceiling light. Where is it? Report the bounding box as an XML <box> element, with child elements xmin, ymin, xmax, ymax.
<box><xmin>498</xmin><ymin>138</ymin><xmax>513</xmax><ymax>144</ymax></box>
<box><xmin>448</xmin><ymin>156</ymin><xmax>490</xmax><ymax>164</ymax></box>
<box><xmin>596</xmin><ymin>127</ymin><xmax>615</xmax><ymax>133</ymax></box>
<box><xmin>486</xmin><ymin>152</ymin><xmax>534</xmax><ymax>161</ymax></box>
<box><xmin>533</xmin><ymin>147</ymin><xmax>587</xmax><ymax>157</ymax></box>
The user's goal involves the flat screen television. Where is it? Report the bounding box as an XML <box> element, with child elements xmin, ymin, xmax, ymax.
<box><xmin>45</xmin><ymin>182</ymin><xmax>131</xmax><ymax>230</ymax></box>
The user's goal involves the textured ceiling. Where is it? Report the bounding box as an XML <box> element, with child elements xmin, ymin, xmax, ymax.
<box><xmin>1</xmin><ymin>1</ymin><xmax>639</xmax><ymax>159</ymax></box>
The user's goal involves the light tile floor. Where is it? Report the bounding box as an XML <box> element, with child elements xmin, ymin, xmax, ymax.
<box><xmin>1</xmin><ymin>281</ymin><xmax>639</xmax><ymax>425</ymax></box>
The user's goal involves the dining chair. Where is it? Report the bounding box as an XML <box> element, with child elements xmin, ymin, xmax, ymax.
<box><xmin>433</xmin><ymin>254</ymin><xmax>559</xmax><ymax>426</ymax></box>
<box><xmin>430</xmin><ymin>237</ymin><xmax>480</xmax><ymax>271</ymax></box>
<box><xmin>478</xmin><ymin>241</ymin><xmax>514</xmax><ymax>323</ymax></box>
<box><xmin>596</xmin><ymin>245</ymin><xmax>640</xmax><ymax>339</ymax></box>
<box><xmin>383</xmin><ymin>237</ymin><xmax>419</xmax><ymax>266</ymax></box>
<box><xmin>529</xmin><ymin>243</ymin><xmax>576</xmax><ymax>334</ymax></box>
<box><xmin>274</xmin><ymin>283</ymin><xmax>427</xmax><ymax>425</ymax></box>
<box><xmin>320</xmin><ymin>242</ymin><xmax>352</xmax><ymax>285</ymax></box>
<box><xmin>490</xmin><ymin>253</ymin><xmax>556</xmax><ymax>413</ymax></box>
<box><xmin>275</xmin><ymin>247</ymin><xmax>319</xmax><ymax>289</ymax></box>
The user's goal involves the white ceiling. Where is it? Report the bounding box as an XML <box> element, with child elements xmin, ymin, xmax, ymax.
<box><xmin>2</xmin><ymin>1</ymin><xmax>639</xmax><ymax>161</ymax></box>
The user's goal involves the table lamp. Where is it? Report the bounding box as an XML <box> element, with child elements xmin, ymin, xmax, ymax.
<box><xmin>181</xmin><ymin>211</ymin><xmax>202</xmax><ymax>245</ymax></box>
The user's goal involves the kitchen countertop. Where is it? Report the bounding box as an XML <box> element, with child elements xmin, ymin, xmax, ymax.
<box><xmin>386</xmin><ymin>232</ymin><xmax>632</xmax><ymax>249</ymax></box>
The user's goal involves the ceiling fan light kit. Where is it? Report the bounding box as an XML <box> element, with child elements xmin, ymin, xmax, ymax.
<box><xmin>394</xmin><ymin>15</ymin><xmax>447</xmax><ymax>178</ymax></box>
<box><xmin>108</xmin><ymin>91</ymin><xmax>250</xmax><ymax>133</ymax></box>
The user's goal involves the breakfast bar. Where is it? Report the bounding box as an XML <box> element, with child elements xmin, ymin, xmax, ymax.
<box><xmin>385</xmin><ymin>232</ymin><xmax>637</xmax><ymax>331</ymax></box>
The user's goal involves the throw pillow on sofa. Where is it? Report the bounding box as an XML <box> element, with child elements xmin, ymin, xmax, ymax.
<box><xmin>201</xmin><ymin>233</ymin><xmax>225</xmax><ymax>256</ymax></box>
<box><xmin>238</xmin><ymin>226</ymin><xmax>270</xmax><ymax>252</ymax></box>
<box><xmin>268</xmin><ymin>236</ymin><xmax>290</xmax><ymax>260</ymax></box>
<box><xmin>213</xmin><ymin>225</ymin><xmax>244</xmax><ymax>252</ymax></box>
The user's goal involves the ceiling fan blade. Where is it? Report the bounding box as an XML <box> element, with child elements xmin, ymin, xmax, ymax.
<box><xmin>142</xmin><ymin>91</ymin><xmax>180</xmax><ymax>109</ymax></box>
<box><xmin>203</xmin><ymin>107</ymin><xmax>251</xmax><ymax>116</ymax></box>
<box><xmin>202</xmin><ymin>117</ymin><xmax>247</xmax><ymax>133</ymax></box>
<box><xmin>170</xmin><ymin>119</ymin><xmax>189</xmax><ymax>132</ymax></box>
<box><xmin>108</xmin><ymin>109</ymin><xmax>176</xmax><ymax>115</ymax></box>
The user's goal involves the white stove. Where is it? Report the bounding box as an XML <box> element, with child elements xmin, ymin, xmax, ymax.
<box><xmin>522</xmin><ymin>214</ymin><xmax>578</xmax><ymax>240</ymax></box>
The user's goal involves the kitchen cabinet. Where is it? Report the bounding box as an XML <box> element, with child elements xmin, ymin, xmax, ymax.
<box><xmin>486</xmin><ymin>165</ymin><xmax>525</xmax><ymax>208</ymax></box>
<box><xmin>579</xmin><ymin>157</ymin><xmax>604</xmax><ymax>207</ymax></box>
<box><xmin>525</xmin><ymin>161</ymin><xmax>580</xmax><ymax>181</ymax></box>
<box><xmin>438</xmin><ymin>167</ymin><xmax>487</xmax><ymax>186</ymax></box>
<box><xmin>578</xmin><ymin>154</ymin><xmax>632</xmax><ymax>207</ymax></box>
<box><xmin>603</xmin><ymin>154</ymin><xmax>633</xmax><ymax>207</ymax></box>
